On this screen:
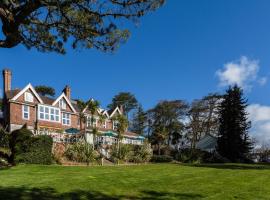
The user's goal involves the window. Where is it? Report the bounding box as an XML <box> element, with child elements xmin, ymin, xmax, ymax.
<box><xmin>87</xmin><ymin>116</ymin><xmax>91</xmax><ymax>127</ymax></box>
<box><xmin>38</xmin><ymin>105</ymin><xmax>60</xmax><ymax>122</ymax></box>
<box><xmin>59</xmin><ymin>99</ymin><xmax>66</xmax><ymax>109</ymax></box>
<box><xmin>86</xmin><ymin>116</ymin><xmax>97</xmax><ymax>127</ymax></box>
<box><xmin>103</xmin><ymin>121</ymin><xmax>106</xmax><ymax>128</ymax></box>
<box><xmin>62</xmin><ymin>113</ymin><xmax>71</xmax><ymax>125</ymax></box>
<box><xmin>24</xmin><ymin>92</ymin><xmax>33</xmax><ymax>102</ymax></box>
<box><xmin>22</xmin><ymin>105</ymin><xmax>30</xmax><ymax>120</ymax></box>
<box><xmin>113</xmin><ymin>121</ymin><xmax>119</xmax><ymax>130</ymax></box>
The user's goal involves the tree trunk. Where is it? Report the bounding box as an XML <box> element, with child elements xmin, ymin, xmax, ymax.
<box><xmin>158</xmin><ymin>143</ymin><xmax>161</xmax><ymax>155</ymax></box>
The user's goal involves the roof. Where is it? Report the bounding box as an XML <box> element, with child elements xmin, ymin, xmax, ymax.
<box><xmin>40</xmin><ymin>95</ymin><xmax>55</xmax><ymax>105</ymax></box>
<box><xmin>196</xmin><ymin>134</ymin><xmax>217</xmax><ymax>152</ymax></box>
<box><xmin>5</xmin><ymin>89</ymin><xmax>21</xmax><ymax>99</ymax></box>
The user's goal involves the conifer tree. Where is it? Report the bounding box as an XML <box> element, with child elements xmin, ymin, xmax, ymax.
<box><xmin>130</xmin><ymin>105</ymin><xmax>147</xmax><ymax>136</ymax></box>
<box><xmin>217</xmin><ymin>85</ymin><xmax>252</xmax><ymax>162</ymax></box>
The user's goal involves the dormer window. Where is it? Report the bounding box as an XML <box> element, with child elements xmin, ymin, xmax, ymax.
<box><xmin>24</xmin><ymin>92</ymin><xmax>33</xmax><ymax>103</ymax></box>
<box><xmin>59</xmin><ymin>99</ymin><xmax>66</xmax><ymax>110</ymax></box>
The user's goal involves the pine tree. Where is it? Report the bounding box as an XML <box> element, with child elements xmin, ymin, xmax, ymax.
<box><xmin>130</xmin><ymin>105</ymin><xmax>147</xmax><ymax>136</ymax></box>
<box><xmin>217</xmin><ymin>85</ymin><xmax>252</xmax><ymax>162</ymax></box>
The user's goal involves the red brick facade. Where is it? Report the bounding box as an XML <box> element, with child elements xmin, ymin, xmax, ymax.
<box><xmin>2</xmin><ymin>69</ymin><xmax>122</xmax><ymax>135</ymax></box>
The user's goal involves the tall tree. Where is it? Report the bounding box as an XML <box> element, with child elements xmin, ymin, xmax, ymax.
<box><xmin>75</xmin><ymin>99</ymin><xmax>87</xmax><ymax>132</ymax></box>
<box><xmin>186</xmin><ymin>94</ymin><xmax>222</xmax><ymax>149</ymax></box>
<box><xmin>148</xmin><ymin>100</ymin><xmax>188</xmax><ymax>153</ymax></box>
<box><xmin>130</xmin><ymin>104</ymin><xmax>147</xmax><ymax>136</ymax></box>
<box><xmin>0</xmin><ymin>0</ymin><xmax>165</xmax><ymax>53</ymax></box>
<box><xmin>35</xmin><ymin>85</ymin><xmax>55</xmax><ymax>97</ymax></box>
<box><xmin>217</xmin><ymin>85</ymin><xmax>252</xmax><ymax>162</ymax></box>
<box><xmin>87</xmin><ymin>99</ymin><xmax>100</xmax><ymax>150</ymax></box>
<box><xmin>108</xmin><ymin>92</ymin><xmax>138</xmax><ymax>117</ymax></box>
<box><xmin>112</xmin><ymin>114</ymin><xmax>129</xmax><ymax>159</ymax></box>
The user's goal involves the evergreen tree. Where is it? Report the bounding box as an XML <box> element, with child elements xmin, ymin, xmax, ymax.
<box><xmin>130</xmin><ymin>105</ymin><xmax>147</xmax><ymax>136</ymax></box>
<box><xmin>108</xmin><ymin>92</ymin><xmax>138</xmax><ymax>118</ymax></box>
<box><xmin>217</xmin><ymin>85</ymin><xmax>252</xmax><ymax>162</ymax></box>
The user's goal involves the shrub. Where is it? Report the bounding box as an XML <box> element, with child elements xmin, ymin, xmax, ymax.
<box><xmin>110</xmin><ymin>144</ymin><xmax>133</xmax><ymax>163</ymax></box>
<box><xmin>175</xmin><ymin>148</ymin><xmax>226</xmax><ymax>164</ymax></box>
<box><xmin>0</xmin><ymin>128</ymin><xmax>9</xmax><ymax>149</ymax></box>
<box><xmin>9</xmin><ymin>127</ymin><xmax>53</xmax><ymax>165</ymax></box>
<box><xmin>65</xmin><ymin>142</ymin><xmax>96</xmax><ymax>165</ymax></box>
<box><xmin>0</xmin><ymin>129</ymin><xmax>11</xmax><ymax>163</ymax></box>
<box><xmin>150</xmin><ymin>155</ymin><xmax>173</xmax><ymax>163</ymax></box>
<box><xmin>131</xmin><ymin>142</ymin><xmax>153</xmax><ymax>163</ymax></box>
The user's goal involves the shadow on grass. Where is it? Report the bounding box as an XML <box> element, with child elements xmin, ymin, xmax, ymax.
<box><xmin>0</xmin><ymin>186</ymin><xmax>204</xmax><ymax>200</ymax></box>
<box><xmin>182</xmin><ymin>163</ymin><xmax>270</xmax><ymax>170</ymax></box>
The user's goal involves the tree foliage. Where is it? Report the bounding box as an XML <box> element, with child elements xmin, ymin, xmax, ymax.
<box><xmin>75</xmin><ymin>99</ymin><xmax>88</xmax><ymax>131</ymax></box>
<box><xmin>0</xmin><ymin>0</ymin><xmax>165</xmax><ymax>53</ymax></box>
<box><xmin>108</xmin><ymin>92</ymin><xmax>138</xmax><ymax>116</ymax></box>
<box><xmin>217</xmin><ymin>85</ymin><xmax>252</xmax><ymax>162</ymax></box>
<box><xmin>148</xmin><ymin>100</ymin><xmax>188</xmax><ymax>155</ymax></box>
<box><xmin>35</xmin><ymin>85</ymin><xmax>55</xmax><ymax>97</ymax></box>
<box><xmin>130</xmin><ymin>104</ymin><xmax>147</xmax><ymax>135</ymax></box>
<box><xmin>186</xmin><ymin>94</ymin><xmax>222</xmax><ymax>149</ymax></box>
<box><xmin>9</xmin><ymin>127</ymin><xmax>53</xmax><ymax>165</ymax></box>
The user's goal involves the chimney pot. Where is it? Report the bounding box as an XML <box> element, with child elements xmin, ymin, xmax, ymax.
<box><xmin>63</xmin><ymin>85</ymin><xmax>71</xmax><ymax>100</ymax></box>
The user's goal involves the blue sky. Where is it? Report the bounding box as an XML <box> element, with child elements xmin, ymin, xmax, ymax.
<box><xmin>2</xmin><ymin>1</ymin><xmax>270</xmax><ymax>142</ymax></box>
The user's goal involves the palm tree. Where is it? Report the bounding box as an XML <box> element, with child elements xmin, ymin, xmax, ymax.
<box><xmin>112</xmin><ymin>114</ymin><xmax>129</xmax><ymax>160</ymax></box>
<box><xmin>76</xmin><ymin>100</ymin><xmax>87</xmax><ymax>132</ymax></box>
<box><xmin>98</xmin><ymin>114</ymin><xmax>107</xmax><ymax>128</ymax></box>
<box><xmin>87</xmin><ymin>99</ymin><xmax>100</xmax><ymax>149</ymax></box>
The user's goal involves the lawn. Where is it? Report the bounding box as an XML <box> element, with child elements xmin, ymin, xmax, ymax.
<box><xmin>0</xmin><ymin>163</ymin><xmax>270</xmax><ymax>200</ymax></box>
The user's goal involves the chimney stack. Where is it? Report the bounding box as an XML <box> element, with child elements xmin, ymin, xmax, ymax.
<box><xmin>3</xmin><ymin>69</ymin><xmax>12</xmax><ymax>97</ymax></box>
<box><xmin>63</xmin><ymin>85</ymin><xmax>71</xmax><ymax>100</ymax></box>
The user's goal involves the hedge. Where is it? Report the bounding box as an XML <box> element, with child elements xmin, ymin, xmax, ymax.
<box><xmin>9</xmin><ymin>127</ymin><xmax>53</xmax><ymax>165</ymax></box>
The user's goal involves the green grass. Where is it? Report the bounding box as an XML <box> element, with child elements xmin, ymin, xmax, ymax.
<box><xmin>0</xmin><ymin>163</ymin><xmax>270</xmax><ymax>200</ymax></box>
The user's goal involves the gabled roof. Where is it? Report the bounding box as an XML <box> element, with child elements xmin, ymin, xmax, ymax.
<box><xmin>52</xmin><ymin>93</ymin><xmax>77</xmax><ymax>113</ymax></box>
<box><xmin>109</xmin><ymin>106</ymin><xmax>122</xmax><ymax>118</ymax></box>
<box><xmin>40</xmin><ymin>95</ymin><xmax>55</xmax><ymax>105</ymax></box>
<box><xmin>102</xmin><ymin>110</ymin><xmax>110</xmax><ymax>118</ymax></box>
<box><xmin>11</xmin><ymin>83</ymin><xmax>44</xmax><ymax>103</ymax></box>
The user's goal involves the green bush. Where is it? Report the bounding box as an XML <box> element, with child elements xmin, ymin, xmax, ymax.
<box><xmin>150</xmin><ymin>155</ymin><xmax>173</xmax><ymax>163</ymax></box>
<box><xmin>110</xmin><ymin>144</ymin><xmax>133</xmax><ymax>163</ymax></box>
<box><xmin>175</xmin><ymin>148</ymin><xmax>225</xmax><ymax>164</ymax></box>
<box><xmin>0</xmin><ymin>128</ymin><xmax>9</xmax><ymax>149</ymax></box>
<box><xmin>131</xmin><ymin>143</ymin><xmax>153</xmax><ymax>163</ymax></box>
<box><xmin>9</xmin><ymin>127</ymin><xmax>53</xmax><ymax>165</ymax></box>
<box><xmin>65</xmin><ymin>142</ymin><xmax>96</xmax><ymax>165</ymax></box>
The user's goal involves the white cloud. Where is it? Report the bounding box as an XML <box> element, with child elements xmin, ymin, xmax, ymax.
<box><xmin>216</xmin><ymin>56</ymin><xmax>266</xmax><ymax>90</ymax></box>
<box><xmin>247</xmin><ymin>104</ymin><xmax>270</xmax><ymax>145</ymax></box>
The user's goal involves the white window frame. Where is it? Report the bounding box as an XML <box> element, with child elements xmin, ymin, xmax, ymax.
<box><xmin>86</xmin><ymin>116</ymin><xmax>97</xmax><ymax>127</ymax></box>
<box><xmin>62</xmin><ymin>112</ymin><xmax>71</xmax><ymax>126</ymax></box>
<box><xmin>24</xmin><ymin>92</ymin><xmax>33</xmax><ymax>103</ymax></box>
<box><xmin>38</xmin><ymin>105</ymin><xmax>60</xmax><ymax>123</ymax></box>
<box><xmin>22</xmin><ymin>105</ymin><xmax>30</xmax><ymax>120</ymax></box>
<box><xmin>103</xmin><ymin>120</ymin><xmax>107</xmax><ymax>129</ymax></box>
<box><xmin>113</xmin><ymin>121</ymin><xmax>119</xmax><ymax>130</ymax></box>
